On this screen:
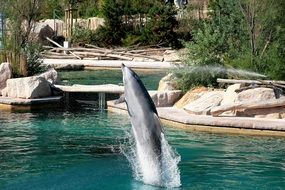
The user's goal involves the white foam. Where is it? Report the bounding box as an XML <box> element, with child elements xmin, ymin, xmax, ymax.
<box><xmin>121</xmin><ymin>130</ymin><xmax>181</xmax><ymax>188</ymax></box>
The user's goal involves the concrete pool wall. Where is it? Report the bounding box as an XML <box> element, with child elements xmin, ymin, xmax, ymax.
<box><xmin>107</xmin><ymin>100</ymin><xmax>285</xmax><ymax>137</ymax></box>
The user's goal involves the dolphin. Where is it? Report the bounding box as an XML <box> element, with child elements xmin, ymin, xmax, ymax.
<box><xmin>121</xmin><ymin>64</ymin><xmax>164</xmax><ymax>185</ymax></box>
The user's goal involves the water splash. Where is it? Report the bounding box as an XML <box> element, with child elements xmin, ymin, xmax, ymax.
<box><xmin>120</xmin><ymin>130</ymin><xmax>181</xmax><ymax>188</ymax></box>
<box><xmin>177</xmin><ymin>65</ymin><xmax>266</xmax><ymax>79</ymax></box>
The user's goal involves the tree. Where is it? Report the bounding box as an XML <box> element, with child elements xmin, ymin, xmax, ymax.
<box><xmin>182</xmin><ymin>0</ymin><xmax>285</xmax><ymax>84</ymax></box>
<box><xmin>0</xmin><ymin>0</ymin><xmax>45</xmax><ymax>76</ymax></box>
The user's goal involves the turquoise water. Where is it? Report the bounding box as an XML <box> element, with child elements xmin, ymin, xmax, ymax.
<box><xmin>59</xmin><ymin>70</ymin><xmax>167</xmax><ymax>90</ymax></box>
<box><xmin>0</xmin><ymin>109</ymin><xmax>285</xmax><ymax>190</ymax></box>
<box><xmin>1</xmin><ymin>70</ymin><xmax>285</xmax><ymax>189</ymax></box>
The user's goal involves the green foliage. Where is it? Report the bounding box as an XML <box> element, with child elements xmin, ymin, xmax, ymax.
<box><xmin>88</xmin><ymin>0</ymin><xmax>179</xmax><ymax>47</ymax></box>
<box><xmin>96</xmin><ymin>0</ymin><xmax>124</xmax><ymax>46</ymax></box>
<box><xmin>39</xmin><ymin>0</ymin><xmax>65</xmax><ymax>19</ymax></box>
<box><xmin>179</xmin><ymin>0</ymin><xmax>285</xmax><ymax>91</ymax></box>
<box><xmin>24</xmin><ymin>43</ymin><xmax>46</xmax><ymax>76</ymax></box>
<box><xmin>141</xmin><ymin>4</ymin><xmax>179</xmax><ymax>47</ymax></box>
<box><xmin>77</xmin><ymin>0</ymin><xmax>101</xmax><ymax>18</ymax></box>
<box><xmin>72</xmin><ymin>26</ymin><xmax>97</xmax><ymax>45</ymax></box>
<box><xmin>174</xmin><ymin>65</ymin><xmax>228</xmax><ymax>92</ymax></box>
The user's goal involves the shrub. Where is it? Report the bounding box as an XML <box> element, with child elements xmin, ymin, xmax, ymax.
<box><xmin>24</xmin><ymin>43</ymin><xmax>46</xmax><ymax>76</ymax></box>
<box><xmin>174</xmin><ymin>65</ymin><xmax>228</xmax><ymax>92</ymax></box>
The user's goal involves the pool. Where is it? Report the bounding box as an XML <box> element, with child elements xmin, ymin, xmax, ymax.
<box><xmin>0</xmin><ymin>70</ymin><xmax>285</xmax><ymax>189</ymax></box>
<box><xmin>59</xmin><ymin>70</ymin><xmax>167</xmax><ymax>90</ymax></box>
<box><xmin>0</xmin><ymin>109</ymin><xmax>285</xmax><ymax>190</ymax></box>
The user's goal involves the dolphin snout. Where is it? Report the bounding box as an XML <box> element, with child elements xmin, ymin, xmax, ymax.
<box><xmin>121</xmin><ymin>63</ymin><xmax>125</xmax><ymax>69</ymax></box>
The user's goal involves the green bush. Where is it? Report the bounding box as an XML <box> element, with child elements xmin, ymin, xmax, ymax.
<box><xmin>82</xmin><ymin>0</ymin><xmax>180</xmax><ymax>48</ymax></box>
<box><xmin>178</xmin><ymin>0</ymin><xmax>285</xmax><ymax>91</ymax></box>
<box><xmin>174</xmin><ymin>65</ymin><xmax>228</xmax><ymax>92</ymax></box>
<box><xmin>72</xmin><ymin>26</ymin><xmax>97</xmax><ymax>45</ymax></box>
<box><xmin>24</xmin><ymin>43</ymin><xmax>47</xmax><ymax>76</ymax></box>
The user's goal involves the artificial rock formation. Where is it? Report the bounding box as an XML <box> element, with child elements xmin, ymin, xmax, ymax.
<box><xmin>158</xmin><ymin>73</ymin><xmax>177</xmax><ymax>91</ymax></box>
<box><xmin>39</xmin><ymin>68</ymin><xmax>59</xmax><ymax>84</ymax></box>
<box><xmin>6</xmin><ymin>76</ymin><xmax>51</xmax><ymax>99</ymax></box>
<box><xmin>183</xmin><ymin>91</ymin><xmax>224</xmax><ymax>115</ymax></box>
<box><xmin>0</xmin><ymin>62</ymin><xmax>12</xmax><ymax>96</ymax></box>
<box><xmin>174</xmin><ymin>86</ymin><xmax>208</xmax><ymax>108</ymax></box>
<box><xmin>235</xmin><ymin>87</ymin><xmax>276</xmax><ymax>103</ymax></box>
<box><xmin>150</xmin><ymin>90</ymin><xmax>182</xmax><ymax>107</ymax></box>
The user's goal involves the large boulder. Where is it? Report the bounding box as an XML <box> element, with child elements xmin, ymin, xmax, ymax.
<box><xmin>174</xmin><ymin>86</ymin><xmax>208</xmax><ymax>108</ymax></box>
<box><xmin>219</xmin><ymin>84</ymin><xmax>241</xmax><ymax>116</ymax></box>
<box><xmin>235</xmin><ymin>87</ymin><xmax>276</xmax><ymax>103</ymax></box>
<box><xmin>149</xmin><ymin>90</ymin><xmax>182</xmax><ymax>107</ymax></box>
<box><xmin>158</xmin><ymin>73</ymin><xmax>177</xmax><ymax>91</ymax></box>
<box><xmin>39</xmin><ymin>68</ymin><xmax>59</xmax><ymax>84</ymax></box>
<box><xmin>221</xmin><ymin>84</ymin><xmax>241</xmax><ymax>105</ymax></box>
<box><xmin>38</xmin><ymin>24</ymin><xmax>55</xmax><ymax>45</ymax></box>
<box><xmin>0</xmin><ymin>62</ymin><xmax>12</xmax><ymax>96</ymax></box>
<box><xmin>234</xmin><ymin>87</ymin><xmax>280</xmax><ymax>118</ymax></box>
<box><xmin>6</xmin><ymin>76</ymin><xmax>51</xmax><ymax>99</ymax></box>
<box><xmin>183</xmin><ymin>91</ymin><xmax>224</xmax><ymax>115</ymax></box>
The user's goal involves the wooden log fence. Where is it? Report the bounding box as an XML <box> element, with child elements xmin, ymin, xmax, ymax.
<box><xmin>41</xmin><ymin>43</ymin><xmax>168</xmax><ymax>61</ymax></box>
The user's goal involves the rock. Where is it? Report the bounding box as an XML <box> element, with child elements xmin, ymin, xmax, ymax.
<box><xmin>149</xmin><ymin>90</ymin><xmax>182</xmax><ymax>107</ymax></box>
<box><xmin>6</xmin><ymin>76</ymin><xmax>51</xmax><ymax>99</ymax></box>
<box><xmin>1</xmin><ymin>87</ymin><xmax>8</xmax><ymax>97</ymax></box>
<box><xmin>235</xmin><ymin>87</ymin><xmax>276</xmax><ymax>103</ymax></box>
<box><xmin>39</xmin><ymin>68</ymin><xmax>59</xmax><ymax>84</ymax></box>
<box><xmin>158</xmin><ymin>73</ymin><xmax>177</xmax><ymax>91</ymax></box>
<box><xmin>183</xmin><ymin>91</ymin><xmax>224</xmax><ymax>115</ymax></box>
<box><xmin>174</xmin><ymin>86</ymin><xmax>208</xmax><ymax>108</ymax></box>
<box><xmin>221</xmin><ymin>84</ymin><xmax>241</xmax><ymax>105</ymax></box>
<box><xmin>0</xmin><ymin>62</ymin><xmax>12</xmax><ymax>96</ymax></box>
<box><xmin>36</xmin><ymin>19</ymin><xmax>64</xmax><ymax>36</ymax></box>
<box><xmin>219</xmin><ymin>84</ymin><xmax>241</xmax><ymax>116</ymax></box>
<box><xmin>233</xmin><ymin>87</ymin><xmax>279</xmax><ymax>118</ymax></box>
<box><xmin>236</xmin><ymin>106</ymin><xmax>285</xmax><ymax>119</ymax></box>
<box><xmin>38</xmin><ymin>24</ymin><xmax>55</xmax><ymax>45</ymax></box>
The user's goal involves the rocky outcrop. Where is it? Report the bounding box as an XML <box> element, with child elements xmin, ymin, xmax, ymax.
<box><xmin>183</xmin><ymin>91</ymin><xmax>224</xmax><ymax>115</ymax></box>
<box><xmin>158</xmin><ymin>73</ymin><xmax>177</xmax><ymax>91</ymax></box>
<box><xmin>210</xmin><ymin>87</ymin><xmax>285</xmax><ymax>119</ymax></box>
<box><xmin>221</xmin><ymin>84</ymin><xmax>241</xmax><ymax>105</ymax></box>
<box><xmin>38</xmin><ymin>25</ymin><xmax>55</xmax><ymax>45</ymax></box>
<box><xmin>234</xmin><ymin>87</ymin><xmax>282</xmax><ymax>118</ymax></box>
<box><xmin>39</xmin><ymin>68</ymin><xmax>59</xmax><ymax>84</ymax></box>
<box><xmin>150</xmin><ymin>90</ymin><xmax>182</xmax><ymax>107</ymax></box>
<box><xmin>0</xmin><ymin>62</ymin><xmax>12</xmax><ymax>96</ymax></box>
<box><xmin>219</xmin><ymin>84</ymin><xmax>241</xmax><ymax>116</ymax></box>
<box><xmin>174</xmin><ymin>86</ymin><xmax>208</xmax><ymax>108</ymax></box>
<box><xmin>235</xmin><ymin>87</ymin><xmax>276</xmax><ymax>103</ymax></box>
<box><xmin>6</xmin><ymin>76</ymin><xmax>51</xmax><ymax>99</ymax></box>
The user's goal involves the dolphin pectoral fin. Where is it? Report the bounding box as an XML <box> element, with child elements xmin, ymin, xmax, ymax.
<box><xmin>153</xmin><ymin>113</ymin><xmax>164</xmax><ymax>134</ymax></box>
<box><xmin>114</xmin><ymin>94</ymin><xmax>125</xmax><ymax>104</ymax></box>
<box><xmin>125</xmin><ymin>101</ymin><xmax>133</xmax><ymax>117</ymax></box>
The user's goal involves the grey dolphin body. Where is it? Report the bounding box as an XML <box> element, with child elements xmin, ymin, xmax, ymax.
<box><xmin>121</xmin><ymin>64</ymin><xmax>163</xmax><ymax>161</ymax></box>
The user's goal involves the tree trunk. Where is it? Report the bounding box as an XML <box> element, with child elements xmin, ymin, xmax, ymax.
<box><xmin>20</xmin><ymin>53</ymin><xmax>28</xmax><ymax>77</ymax></box>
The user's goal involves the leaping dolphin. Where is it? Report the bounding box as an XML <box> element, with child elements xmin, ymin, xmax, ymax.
<box><xmin>121</xmin><ymin>64</ymin><xmax>164</xmax><ymax>185</ymax></box>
